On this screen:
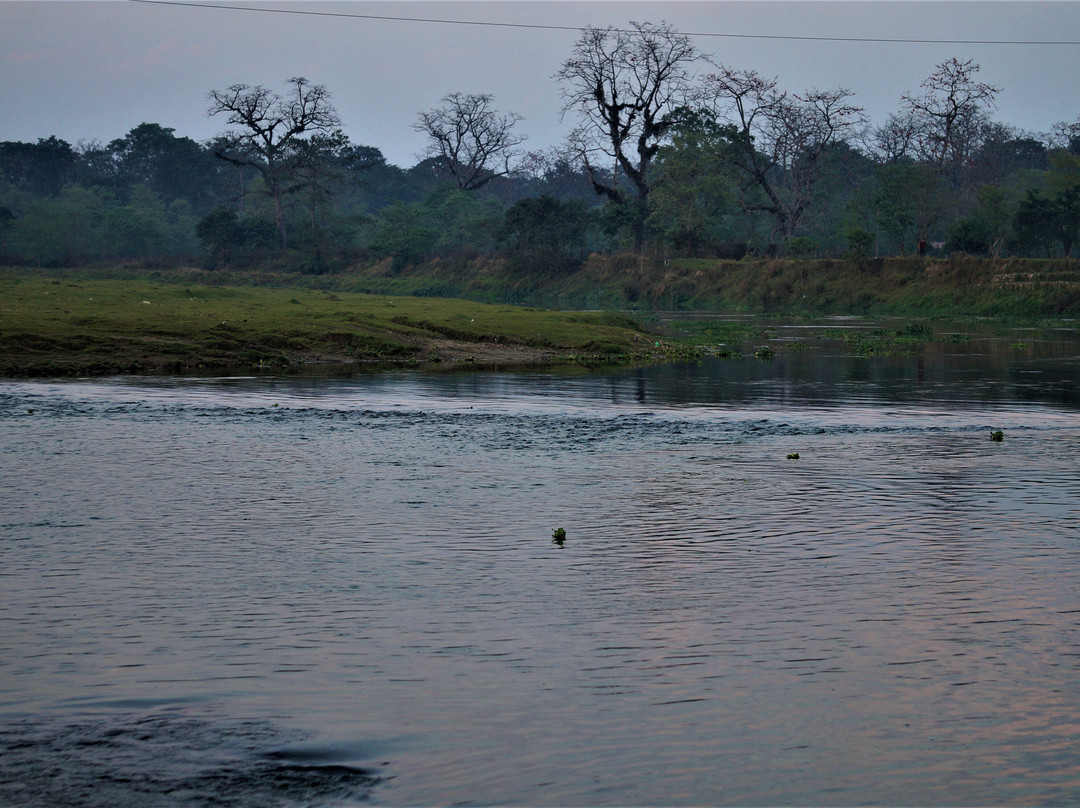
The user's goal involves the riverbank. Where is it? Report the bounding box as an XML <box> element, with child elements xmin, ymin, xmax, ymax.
<box><xmin>0</xmin><ymin>276</ymin><xmax>664</xmax><ymax>377</ymax></box>
<box><xmin>340</xmin><ymin>253</ymin><xmax>1080</xmax><ymax>317</ymax></box>
<box><xmin>16</xmin><ymin>253</ymin><xmax>1078</xmax><ymax>318</ymax></box>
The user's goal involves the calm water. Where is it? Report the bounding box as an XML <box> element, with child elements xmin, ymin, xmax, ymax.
<box><xmin>1</xmin><ymin>326</ymin><xmax>1079</xmax><ymax>806</ymax></box>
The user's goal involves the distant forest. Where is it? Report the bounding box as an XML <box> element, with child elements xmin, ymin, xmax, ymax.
<box><xmin>1</xmin><ymin>23</ymin><xmax>1079</xmax><ymax>272</ymax></box>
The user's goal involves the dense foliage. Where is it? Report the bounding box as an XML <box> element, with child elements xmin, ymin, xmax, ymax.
<box><xmin>1</xmin><ymin>47</ymin><xmax>1079</xmax><ymax>273</ymax></box>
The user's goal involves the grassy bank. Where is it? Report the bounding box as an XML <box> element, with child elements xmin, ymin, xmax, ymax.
<box><xmin>339</xmin><ymin>254</ymin><xmax>1080</xmax><ymax>317</ymax></box>
<box><xmin>5</xmin><ymin>255</ymin><xmax>1077</xmax><ymax>376</ymax></box>
<box><xmin>0</xmin><ymin>276</ymin><xmax>664</xmax><ymax>377</ymax></box>
<box><xmin>8</xmin><ymin>254</ymin><xmax>1080</xmax><ymax>318</ymax></box>
<box><xmin>610</xmin><ymin>255</ymin><xmax>1080</xmax><ymax>317</ymax></box>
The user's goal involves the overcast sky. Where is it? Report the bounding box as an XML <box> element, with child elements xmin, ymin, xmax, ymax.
<box><xmin>2</xmin><ymin>1</ymin><xmax>1079</xmax><ymax>168</ymax></box>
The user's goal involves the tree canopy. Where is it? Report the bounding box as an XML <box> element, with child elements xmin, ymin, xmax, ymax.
<box><xmin>2</xmin><ymin>41</ymin><xmax>1080</xmax><ymax>270</ymax></box>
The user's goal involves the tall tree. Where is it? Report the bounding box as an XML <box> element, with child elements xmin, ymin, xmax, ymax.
<box><xmin>647</xmin><ymin>108</ymin><xmax>739</xmax><ymax>255</ymax></box>
<box><xmin>698</xmin><ymin>66</ymin><xmax>866</xmax><ymax>243</ymax></box>
<box><xmin>414</xmin><ymin>93</ymin><xmax>526</xmax><ymax>191</ymax></box>
<box><xmin>208</xmin><ymin>77</ymin><xmax>341</xmax><ymax>249</ymax></box>
<box><xmin>556</xmin><ymin>21</ymin><xmax>698</xmax><ymax>250</ymax></box>
<box><xmin>108</xmin><ymin>123</ymin><xmax>222</xmax><ymax>208</ymax></box>
<box><xmin>0</xmin><ymin>137</ymin><xmax>78</xmax><ymax>197</ymax></box>
<box><xmin>287</xmin><ymin>129</ymin><xmax>354</xmax><ymax>233</ymax></box>
<box><xmin>872</xmin><ymin>58</ymin><xmax>1000</xmax><ymax>247</ymax></box>
<box><xmin>898</xmin><ymin>57</ymin><xmax>1000</xmax><ymax>174</ymax></box>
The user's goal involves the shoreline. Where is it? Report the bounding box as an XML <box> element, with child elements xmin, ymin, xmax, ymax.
<box><xmin>0</xmin><ymin>275</ymin><xmax>662</xmax><ymax>378</ymax></box>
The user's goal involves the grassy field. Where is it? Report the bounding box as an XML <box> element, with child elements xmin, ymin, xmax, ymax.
<box><xmin>0</xmin><ymin>276</ymin><xmax>663</xmax><ymax>376</ymax></box>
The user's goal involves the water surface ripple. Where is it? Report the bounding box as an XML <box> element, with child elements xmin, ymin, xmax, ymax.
<box><xmin>0</xmin><ymin>370</ymin><xmax>1078</xmax><ymax>806</ymax></box>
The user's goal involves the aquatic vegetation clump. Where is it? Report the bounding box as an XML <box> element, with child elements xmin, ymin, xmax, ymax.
<box><xmin>787</xmin><ymin>452</ymin><xmax>800</xmax><ymax>459</ymax></box>
<box><xmin>713</xmin><ymin>348</ymin><xmax>742</xmax><ymax>359</ymax></box>
<box><xmin>551</xmin><ymin>527</ymin><xmax>567</xmax><ymax>546</ymax></box>
<box><xmin>990</xmin><ymin>430</ymin><xmax>1004</xmax><ymax>441</ymax></box>
<box><xmin>659</xmin><ymin>343</ymin><xmax>706</xmax><ymax>362</ymax></box>
<box><xmin>821</xmin><ymin>322</ymin><xmax>937</xmax><ymax>357</ymax></box>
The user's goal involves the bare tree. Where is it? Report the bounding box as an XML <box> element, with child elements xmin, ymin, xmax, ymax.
<box><xmin>867</xmin><ymin>112</ymin><xmax>920</xmax><ymax>165</ymax></box>
<box><xmin>208</xmin><ymin>77</ymin><xmax>341</xmax><ymax>249</ymax></box>
<box><xmin>865</xmin><ymin>59</ymin><xmax>1000</xmax><ymax>250</ymax></box>
<box><xmin>899</xmin><ymin>57</ymin><xmax>1000</xmax><ymax>172</ymax></box>
<box><xmin>1050</xmin><ymin>115</ymin><xmax>1080</xmax><ymax>153</ymax></box>
<box><xmin>699</xmin><ymin>65</ymin><xmax>866</xmax><ymax>243</ymax></box>
<box><xmin>556</xmin><ymin>21</ymin><xmax>698</xmax><ymax>249</ymax></box>
<box><xmin>414</xmin><ymin>93</ymin><xmax>526</xmax><ymax>191</ymax></box>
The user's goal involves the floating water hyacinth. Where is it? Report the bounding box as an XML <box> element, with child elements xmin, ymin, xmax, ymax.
<box><xmin>990</xmin><ymin>430</ymin><xmax>1004</xmax><ymax>441</ymax></box>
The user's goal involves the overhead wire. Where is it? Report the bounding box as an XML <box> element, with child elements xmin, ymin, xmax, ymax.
<box><xmin>124</xmin><ymin>0</ymin><xmax>1080</xmax><ymax>46</ymax></box>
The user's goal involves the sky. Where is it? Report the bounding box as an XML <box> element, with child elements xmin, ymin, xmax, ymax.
<box><xmin>1</xmin><ymin>0</ymin><xmax>1079</xmax><ymax>168</ymax></box>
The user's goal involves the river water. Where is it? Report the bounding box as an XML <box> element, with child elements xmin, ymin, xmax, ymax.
<box><xmin>1</xmin><ymin>322</ymin><xmax>1079</xmax><ymax>806</ymax></box>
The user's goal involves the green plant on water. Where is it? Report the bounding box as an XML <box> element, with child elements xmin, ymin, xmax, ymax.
<box><xmin>552</xmin><ymin>527</ymin><xmax>566</xmax><ymax>544</ymax></box>
<box><xmin>755</xmin><ymin>345</ymin><xmax>774</xmax><ymax>360</ymax></box>
<box><xmin>897</xmin><ymin>322</ymin><xmax>934</xmax><ymax>339</ymax></box>
<box><xmin>428</xmin><ymin>354</ymin><xmax>442</xmax><ymax>363</ymax></box>
<box><xmin>787</xmin><ymin>452</ymin><xmax>800</xmax><ymax>459</ymax></box>
<box><xmin>1011</xmin><ymin>342</ymin><xmax>1027</xmax><ymax>350</ymax></box>
<box><xmin>826</xmin><ymin>322</ymin><xmax>938</xmax><ymax>357</ymax></box>
<box><xmin>990</xmin><ymin>430</ymin><xmax>1004</xmax><ymax>442</ymax></box>
<box><xmin>660</xmin><ymin>343</ymin><xmax>705</xmax><ymax>362</ymax></box>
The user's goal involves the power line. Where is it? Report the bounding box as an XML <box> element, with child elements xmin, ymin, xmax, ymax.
<box><xmin>125</xmin><ymin>0</ymin><xmax>1080</xmax><ymax>46</ymax></box>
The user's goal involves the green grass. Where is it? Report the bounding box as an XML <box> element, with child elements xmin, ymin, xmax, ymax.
<box><xmin>0</xmin><ymin>276</ymin><xmax>662</xmax><ymax>376</ymax></box>
<box><xmin>14</xmin><ymin>253</ymin><xmax>1080</xmax><ymax>318</ymax></box>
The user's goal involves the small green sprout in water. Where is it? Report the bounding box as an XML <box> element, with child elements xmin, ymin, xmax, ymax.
<box><xmin>787</xmin><ymin>452</ymin><xmax>800</xmax><ymax>460</ymax></box>
<box><xmin>755</xmin><ymin>346</ymin><xmax>774</xmax><ymax>360</ymax></box>
<box><xmin>990</xmin><ymin>430</ymin><xmax>1004</xmax><ymax>442</ymax></box>
<box><xmin>552</xmin><ymin>527</ymin><xmax>567</xmax><ymax>545</ymax></box>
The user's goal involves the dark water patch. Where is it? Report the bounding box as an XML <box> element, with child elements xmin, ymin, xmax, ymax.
<box><xmin>0</xmin><ymin>713</ymin><xmax>379</xmax><ymax>807</ymax></box>
<box><xmin>2</xmin><ymin>385</ymin><xmax>1060</xmax><ymax>453</ymax></box>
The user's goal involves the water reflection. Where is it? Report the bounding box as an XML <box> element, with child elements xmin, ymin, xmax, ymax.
<box><xmin>93</xmin><ymin>316</ymin><xmax>1079</xmax><ymax>410</ymax></box>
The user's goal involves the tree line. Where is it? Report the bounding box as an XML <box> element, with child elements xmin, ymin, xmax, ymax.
<box><xmin>2</xmin><ymin>23</ymin><xmax>1079</xmax><ymax>272</ymax></box>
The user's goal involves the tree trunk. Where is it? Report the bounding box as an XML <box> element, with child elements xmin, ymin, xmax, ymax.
<box><xmin>273</xmin><ymin>188</ymin><xmax>287</xmax><ymax>250</ymax></box>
